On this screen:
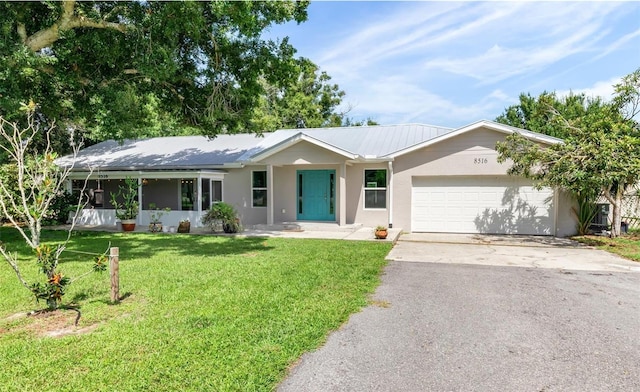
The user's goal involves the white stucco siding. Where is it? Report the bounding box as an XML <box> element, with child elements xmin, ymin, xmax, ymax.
<box><xmin>223</xmin><ymin>166</ymin><xmax>267</xmax><ymax>226</ymax></box>
<box><xmin>260</xmin><ymin>140</ymin><xmax>350</xmax><ymax>166</ymax></box>
<box><xmin>250</xmin><ymin>142</ymin><xmax>372</xmax><ymax>226</ymax></box>
<box><xmin>555</xmin><ymin>190</ymin><xmax>578</xmax><ymax>237</ymax></box>
<box><xmin>391</xmin><ymin>127</ymin><xmax>576</xmax><ymax>235</ymax></box>
<box><xmin>347</xmin><ymin>163</ymin><xmax>390</xmax><ymax>227</ymax></box>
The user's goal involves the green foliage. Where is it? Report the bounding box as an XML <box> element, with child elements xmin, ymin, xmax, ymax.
<box><xmin>147</xmin><ymin>203</ymin><xmax>170</xmax><ymax>224</ymax></box>
<box><xmin>573</xmin><ymin>234</ymin><xmax>640</xmax><ymax>262</ymax></box>
<box><xmin>343</xmin><ymin>117</ymin><xmax>379</xmax><ymax>127</ymax></box>
<box><xmin>110</xmin><ymin>177</ymin><xmax>139</xmax><ymax>220</ymax></box>
<box><xmin>0</xmin><ymin>1</ymin><xmax>311</xmax><ymax>142</ymax></box>
<box><xmin>201</xmin><ymin>202</ymin><xmax>242</xmax><ymax>233</ymax></box>
<box><xmin>0</xmin><ymin>229</ymin><xmax>391</xmax><ymax>391</ymax></box>
<box><xmin>496</xmin><ymin>68</ymin><xmax>640</xmax><ymax>237</ymax></box>
<box><xmin>572</xmin><ymin>192</ymin><xmax>599</xmax><ymax>235</ymax></box>
<box><xmin>29</xmin><ymin>244</ymin><xmax>69</xmax><ymax>310</ymax></box>
<box><xmin>495</xmin><ymin>91</ymin><xmax>591</xmax><ymax>139</ymax></box>
<box><xmin>43</xmin><ymin>190</ymin><xmax>80</xmax><ymax>225</ymax></box>
<box><xmin>251</xmin><ymin>58</ymin><xmax>346</xmax><ymax>131</ymax></box>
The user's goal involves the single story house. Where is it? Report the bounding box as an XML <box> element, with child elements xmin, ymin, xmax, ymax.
<box><xmin>57</xmin><ymin>120</ymin><xmax>577</xmax><ymax>236</ymax></box>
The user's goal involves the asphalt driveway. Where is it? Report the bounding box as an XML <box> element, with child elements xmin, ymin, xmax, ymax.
<box><xmin>278</xmin><ymin>235</ymin><xmax>640</xmax><ymax>392</ymax></box>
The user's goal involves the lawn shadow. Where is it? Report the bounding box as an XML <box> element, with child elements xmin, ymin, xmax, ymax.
<box><xmin>59</xmin><ymin>230</ymin><xmax>275</xmax><ymax>262</ymax></box>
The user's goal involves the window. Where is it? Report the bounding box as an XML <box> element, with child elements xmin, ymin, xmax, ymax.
<box><xmin>181</xmin><ymin>179</ymin><xmax>195</xmax><ymax>211</ymax></box>
<box><xmin>212</xmin><ymin>181</ymin><xmax>222</xmax><ymax>203</ymax></box>
<box><xmin>201</xmin><ymin>179</ymin><xmax>223</xmax><ymax>210</ymax></box>
<box><xmin>364</xmin><ymin>169</ymin><xmax>387</xmax><ymax>209</ymax></box>
<box><xmin>252</xmin><ymin>171</ymin><xmax>267</xmax><ymax>207</ymax></box>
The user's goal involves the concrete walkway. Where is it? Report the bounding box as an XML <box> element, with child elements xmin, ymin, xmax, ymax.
<box><xmin>53</xmin><ymin>222</ymin><xmax>403</xmax><ymax>242</ymax></box>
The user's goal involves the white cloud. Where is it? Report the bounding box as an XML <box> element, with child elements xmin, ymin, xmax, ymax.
<box><xmin>319</xmin><ymin>2</ymin><xmax>628</xmax><ymax>84</ymax></box>
<box><xmin>556</xmin><ymin>77</ymin><xmax>622</xmax><ymax>101</ymax></box>
<box><xmin>592</xmin><ymin>28</ymin><xmax>640</xmax><ymax>62</ymax></box>
<box><xmin>423</xmin><ymin>24</ymin><xmax>607</xmax><ymax>84</ymax></box>
<box><xmin>277</xmin><ymin>1</ymin><xmax>639</xmax><ymax>125</ymax></box>
<box><xmin>341</xmin><ymin>75</ymin><xmax>508</xmax><ymax>127</ymax></box>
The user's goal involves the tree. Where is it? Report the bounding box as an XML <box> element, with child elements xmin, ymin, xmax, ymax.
<box><xmin>0</xmin><ymin>102</ymin><xmax>105</xmax><ymax>310</ymax></box>
<box><xmin>496</xmin><ymin>68</ymin><xmax>640</xmax><ymax>237</ymax></box>
<box><xmin>250</xmin><ymin>58</ymin><xmax>346</xmax><ymax>131</ymax></box>
<box><xmin>342</xmin><ymin>117</ymin><xmax>379</xmax><ymax>127</ymax></box>
<box><xmin>496</xmin><ymin>91</ymin><xmax>592</xmax><ymax>139</ymax></box>
<box><xmin>0</xmin><ymin>1</ymin><xmax>309</xmax><ymax>142</ymax></box>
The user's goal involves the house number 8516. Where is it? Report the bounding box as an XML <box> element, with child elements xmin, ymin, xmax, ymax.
<box><xmin>474</xmin><ymin>158</ymin><xmax>488</xmax><ymax>164</ymax></box>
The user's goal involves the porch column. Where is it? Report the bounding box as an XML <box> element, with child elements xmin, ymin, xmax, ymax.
<box><xmin>339</xmin><ymin>162</ymin><xmax>346</xmax><ymax>226</ymax></box>
<box><xmin>196</xmin><ymin>173</ymin><xmax>202</xmax><ymax>214</ymax></box>
<box><xmin>137</xmin><ymin>177</ymin><xmax>143</xmax><ymax>224</ymax></box>
<box><xmin>388</xmin><ymin>161</ymin><xmax>394</xmax><ymax>229</ymax></box>
<box><xmin>267</xmin><ymin>164</ymin><xmax>274</xmax><ymax>225</ymax></box>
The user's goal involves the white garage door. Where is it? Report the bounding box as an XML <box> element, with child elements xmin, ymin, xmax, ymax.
<box><xmin>411</xmin><ymin>176</ymin><xmax>555</xmax><ymax>235</ymax></box>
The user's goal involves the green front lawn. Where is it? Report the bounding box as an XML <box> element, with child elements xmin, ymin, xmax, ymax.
<box><xmin>0</xmin><ymin>228</ymin><xmax>392</xmax><ymax>391</ymax></box>
<box><xmin>573</xmin><ymin>232</ymin><xmax>640</xmax><ymax>262</ymax></box>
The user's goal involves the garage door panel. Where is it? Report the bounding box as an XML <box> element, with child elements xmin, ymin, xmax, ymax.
<box><xmin>411</xmin><ymin>176</ymin><xmax>554</xmax><ymax>235</ymax></box>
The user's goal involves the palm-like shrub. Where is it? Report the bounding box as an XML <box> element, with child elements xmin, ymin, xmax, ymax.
<box><xmin>202</xmin><ymin>202</ymin><xmax>242</xmax><ymax>233</ymax></box>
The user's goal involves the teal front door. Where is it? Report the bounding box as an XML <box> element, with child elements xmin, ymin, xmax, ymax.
<box><xmin>297</xmin><ymin>170</ymin><xmax>336</xmax><ymax>221</ymax></box>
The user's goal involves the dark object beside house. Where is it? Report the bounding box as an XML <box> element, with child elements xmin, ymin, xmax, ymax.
<box><xmin>589</xmin><ymin>203</ymin><xmax>610</xmax><ymax>233</ymax></box>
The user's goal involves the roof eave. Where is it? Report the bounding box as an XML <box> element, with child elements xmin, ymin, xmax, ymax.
<box><xmin>385</xmin><ymin>120</ymin><xmax>562</xmax><ymax>158</ymax></box>
<box><xmin>249</xmin><ymin>132</ymin><xmax>357</xmax><ymax>162</ymax></box>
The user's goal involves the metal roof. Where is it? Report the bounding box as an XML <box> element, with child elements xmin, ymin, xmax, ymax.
<box><xmin>59</xmin><ymin>121</ymin><xmax>556</xmax><ymax>170</ymax></box>
<box><xmin>57</xmin><ymin>133</ymin><xmax>271</xmax><ymax>170</ymax></box>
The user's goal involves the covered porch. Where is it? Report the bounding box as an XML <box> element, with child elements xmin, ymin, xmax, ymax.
<box><xmin>67</xmin><ymin>170</ymin><xmax>226</xmax><ymax>228</ymax></box>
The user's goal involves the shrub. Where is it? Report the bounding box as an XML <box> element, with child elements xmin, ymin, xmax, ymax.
<box><xmin>202</xmin><ymin>202</ymin><xmax>242</xmax><ymax>233</ymax></box>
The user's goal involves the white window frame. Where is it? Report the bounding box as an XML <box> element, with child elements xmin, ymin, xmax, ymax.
<box><xmin>363</xmin><ymin>168</ymin><xmax>387</xmax><ymax>210</ymax></box>
<box><xmin>251</xmin><ymin>170</ymin><xmax>268</xmax><ymax>208</ymax></box>
<box><xmin>211</xmin><ymin>180</ymin><xmax>223</xmax><ymax>204</ymax></box>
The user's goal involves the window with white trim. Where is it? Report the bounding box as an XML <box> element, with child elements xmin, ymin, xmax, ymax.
<box><xmin>252</xmin><ymin>171</ymin><xmax>267</xmax><ymax>207</ymax></box>
<box><xmin>364</xmin><ymin>169</ymin><xmax>387</xmax><ymax>209</ymax></box>
<box><xmin>201</xmin><ymin>179</ymin><xmax>223</xmax><ymax>210</ymax></box>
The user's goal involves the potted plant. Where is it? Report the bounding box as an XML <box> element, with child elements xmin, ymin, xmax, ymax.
<box><xmin>201</xmin><ymin>202</ymin><xmax>242</xmax><ymax>233</ymax></box>
<box><xmin>110</xmin><ymin>177</ymin><xmax>139</xmax><ymax>232</ymax></box>
<box><xmin>177</xmin><ymin>218</ymin><xmax>191</xmax><ymax>233</ymax></box>
<box><xmin>148</xmin><ymin>203</ymin><xmax>170</xmax><ymax>233</ymax></box>
<box><xmin>374</xmin><ymin>225</ymin><xmax>388</xmax><ymax>240</ymax></box>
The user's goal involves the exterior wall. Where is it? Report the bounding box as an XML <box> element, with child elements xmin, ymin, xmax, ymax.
<box><xmin>269</xmin><ymin>164</ymin><xmax>344</xmax><ymax>223</ymax></box>
<box><xmin>391</xmin><ymin>127</ymin><xmax>576</xmax><ymax>236</ymax></box>
<box><xmin>252</xmin><ymin>141</ymin><xmax>353</xmax><ymax>225</ymax></box>
<box><xmin>392</xmin><ymin>128</ymin><xmax>511</xmax><ymax>232</ymax></box>
<box><xmin>347</xmin><ymin>163</ymin><xmax>390</xmax><ymax>227</ymax></box>
<box><xmin>223</xmin><ymin>166</ymin><xmax>267</xmax><ymax>226</ymax></box>
<box><xmin>260</xmin><ymin>141</ymin><xmax>347</xmax><ymax>166</ymax></box>
<box><xmin>556</xmin><ymin>190</ymin><xmax>578</xmax><ymax>237</ymax></box>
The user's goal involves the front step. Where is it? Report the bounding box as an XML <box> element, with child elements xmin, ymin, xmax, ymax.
<box><xmin>249</xmin><ymin>222</ymin><xmax>363</xmax><ymax>232</ymax></box>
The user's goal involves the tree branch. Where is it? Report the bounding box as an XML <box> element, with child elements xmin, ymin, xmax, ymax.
<box><xmin>0</xmin><ymin>246</ymin><xmax>31</xmax><ymax>290</ymax></box>
<box><xmin>23</xmin><ymin>0</ymin><xmax>129</xmax><ymax>52</ymax></box>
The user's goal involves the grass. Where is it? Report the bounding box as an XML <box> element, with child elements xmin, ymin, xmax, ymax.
<box><xmin>573</xmin><ymin>230</ymin><xmax>640</xmax><ymax>262</ymax></box>
<box><xmin>0</xmin><ymin>227</ymin><xmax>392</xmax><ymax>392</ymax></box>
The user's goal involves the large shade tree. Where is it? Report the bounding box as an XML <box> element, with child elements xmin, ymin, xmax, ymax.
<box><xmin>496</xmin><ymin>68</ymin><xmax>640</xmax><ymax>237</ymax></box>
<box><xmin>0</xmin><ymin>1</ymin><xmax>309</xmax><ymax>144</ymax></box>
<box><xmin>251</xmin><ymin>58</ymin><xmax>346</xmax><ymax>131</ymax></box>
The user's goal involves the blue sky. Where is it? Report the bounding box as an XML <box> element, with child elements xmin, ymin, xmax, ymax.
<box><xmin>266</xmin><ymin>1</ymin><xmax>640</xmax><ymax>127</ymax></box>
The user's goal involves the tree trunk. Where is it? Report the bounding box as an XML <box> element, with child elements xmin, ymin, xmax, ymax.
<box><xmin>610</xmin><ymin>189</ymin><xmax>624</xmax><ymax>237</ymax></box>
